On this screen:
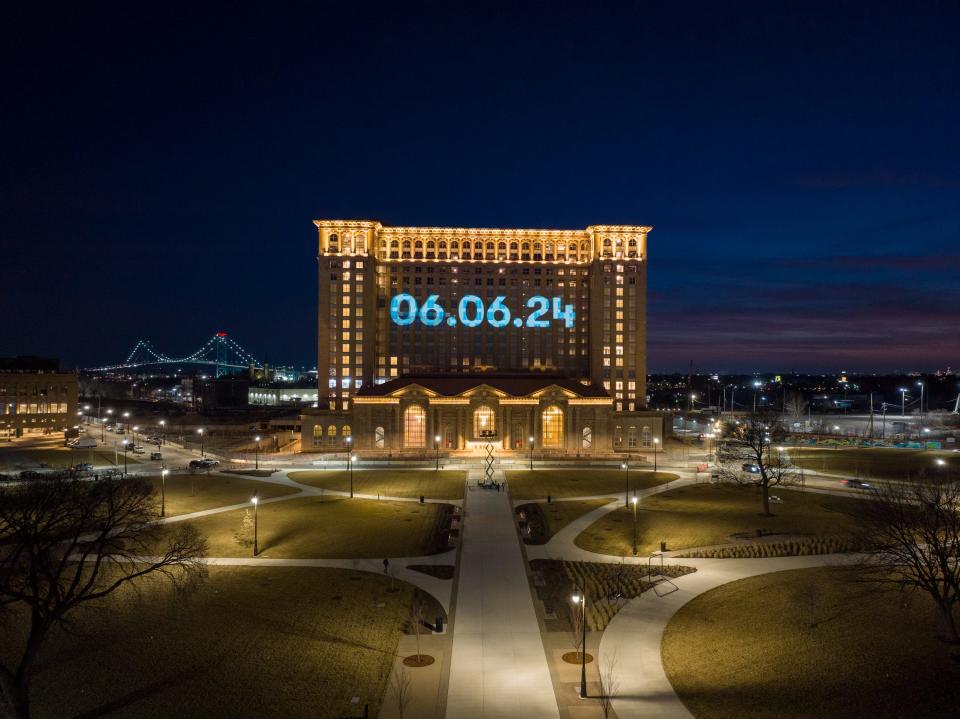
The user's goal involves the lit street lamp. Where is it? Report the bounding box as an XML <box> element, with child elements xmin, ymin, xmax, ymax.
<box><xmin>653</xmin><ymin>437</ymin><xmax>659</xmax><ymax>473</ymax></box>
<box><xmin>529</xmin><ymin>435</ymin><xmax>535</xmax><ymax>471</ymax></box>
<box><xmin>122</xmin><ymin>411</ymin><xmax>130</xmax><ymax>435</ymax></box>
<box><xmin>434</xmin><ymin>434</ymin><xmax>441</xmax><ymax>471</ymax></box>
<box><xmin>349</xmin><ymin>453</ymin><xmax>356</xmax><ymax>498</ymax></box>
<box><xmin>161</xmin><ymin>468</ymin><xmax>169</xmax><ymax>517</ymax></box>
<box><xmin>254</xmin><ymin>435</ymin><xmax>261</xmax><ymax>470</ymax></box>
<box><xmin>251</xmin><ymin>495</ymin><xmax>259</xmax><ymax>556</ymax></box>
<box><xmin>102</xmin><ymin>408</ymin><xmax>113</xmax><ymax>441</ymax></box>
<box><xmin>631</xmin><ymin>496</ymin><xmax>639</xmax><ymax>556</ymax></box>
<box><xmin>916</xmin><ymin>380</ymin><xmax>925</xmax><ymax>423</ymax></box>
<box><xmin>571</xmin><ymin>592</ymin><xmax>588</xmax><ymax>698</ymax></box>
<box><xmin>122</xmin><ymin>439</ymin><xmax>129</xmax><ymax>475</ymax></box>
<box><xmin>159</xmin><ymin>419</ymin><xmax>166</xmax><ymax>447</ymax></box>
<box><xmin>899</xmin><ymin>388</ymin><xmax>908</xmax><ymax>417</ymax></box>
<box><xmin>132</xmin><ymin>425</ymin><xmax>139</xmax><ymax>447</ymax></box>
<box><xmin>197</xmin><ymin>427</ymin><xmax>204</xmax><ymax>456</ymax></box>
<box><xmin>753</xmin><ymin>380</ymin><xmax>762</xmax><ymax>412</ymax></box>
<box><xmin>622</xmin><ymin>461</ymin><xmax>629</xmax><ymax>507</ymax></box>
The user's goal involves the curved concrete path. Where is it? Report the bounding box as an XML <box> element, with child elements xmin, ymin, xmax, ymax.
<box><xmin>598</xmin><ymin>554</ymin><xmax>855</xmax><ymax>719</ymax></box>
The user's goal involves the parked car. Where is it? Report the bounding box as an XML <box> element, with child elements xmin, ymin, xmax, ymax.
<box><xmin>75</xmin><ymin>463</ymin><xmax>94</xmax><ymax>471</ymax></box>
<box><xmin>150</xmin><ymin>452</ymin><xmax>162</xmax><ymax>461</ymax></box>
<box><xmin>19</xmin><ymin>470</ymin><xmax>41</xmax><ymax>480</ymax></box>
<box><xmin>842</xmin><ymin>478</ymin><xmax>873</xmax><ymax>490</ymax></box>
<box><xmin>130</xmin><ymin>446</ymin><xmax>145</xmax><ymax>455</ymax></box>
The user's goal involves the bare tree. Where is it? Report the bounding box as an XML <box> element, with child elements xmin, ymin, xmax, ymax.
<box><xmin>597</xmin><ymin>649</ymin><xmax>620</xmax><ymax>719</ymax></box>
<box><xmin>716</xmin><ymin>414</ymin><xmax>800</xmax><ymax>515</ymax></box>
<box><xmin>0</xmin><ymin>476</ymin><xmax>207</xmax><ymax>719</ymax></box>
<box><xmin>411</xmin><ymin>601</ymin><xmax>425</xmax><ymax>662</ymax></box>
<box><xmin>852</xmin><ymin>481</ymin><xmax>960</xmax><ymax>642</ymax></box>
<box><xmin>568</xmin><ymin>595</ymin><xmax>585</xmax><ymax>658</ymax></box>
<box><xmin>389</xmin><ymin>664</ymin><xmax>413</xmax><ymax>719</ymax></box>
<box><xmin>784</xmin><ymin>392</ymin><xmax>808</xmax><ymax>420</ymax></box>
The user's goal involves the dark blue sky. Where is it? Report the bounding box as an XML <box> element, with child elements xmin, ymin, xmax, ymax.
<box><xmin>3</xmin><ymin>1</ymin><xmax>958</xmax><ymax>372</ymax></box>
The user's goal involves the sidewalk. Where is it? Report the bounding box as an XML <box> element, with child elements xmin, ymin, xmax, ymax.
<box><xmin>446</xmin><ymin>468</ymin><xmax>560</xmax><ymax>719</ymax></box>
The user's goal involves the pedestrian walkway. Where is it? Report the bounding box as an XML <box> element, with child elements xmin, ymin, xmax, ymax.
<box><xmin>598</xmin><ymin>554</ymin><xmax>856</xmax><ymax>719</ymax></box>
<box><xmin>446</xmin><ymin>468</ymin><xmax>560</xmax><ymax>719</ymax></box>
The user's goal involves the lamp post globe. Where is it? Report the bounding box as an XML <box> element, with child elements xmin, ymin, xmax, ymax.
<box><xmin>251</xmin><ymin>496</ymin><xmax>259</xmax><ymax>556</ymax></box>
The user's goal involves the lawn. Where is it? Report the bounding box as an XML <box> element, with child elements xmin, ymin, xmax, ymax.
<box><xmin>575</xmin><ymin>484</ymin><xmax>864</xmax><ymax>556</ymax></box>
<box><xmin>504</xmin><ymin>468</ymin><xmax>678</xmax><ymax>500</ymax></box>
<box><xmin>181</xmin><ymin>495</ymin><xmax>452</xmax><ymax>558</ymax></box>
<box><xmin>288</xmin><ymin>468</ymin><xmax>466</xmax><ymax>500</ymax></box>
<box><xmin>516</xmin><ymin>499</ymin><xmax>611</xmax><ymax>544</ymax></box>
<box><xmin>788</xmin><ymin>447</ymin><xmax>959</xmax><ymax>481</ymax></box>
<box><xmin>146</xmin><ymin>473</ymin><xmax>299</xmax><ymax>515</ymax></box>
<box><xmin>662</xmin><ymin>567</ymin><xmax>960</xmax><ymax>719</ymax></box>
<box><xmin>2</xmin><ymin>566</ymin><xmax>414</xmax><ymax>719</ymax></box>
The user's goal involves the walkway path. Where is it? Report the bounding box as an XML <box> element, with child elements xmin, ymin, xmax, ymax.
<box><xmin>599</xmin><ymin>553</ymin><xmax>855</xmax><ymax>719</ymax></box>
<box><xmin>446</xmin><ymin>467</ymin><xmax>560</xmax><ymax>719</ymax></box>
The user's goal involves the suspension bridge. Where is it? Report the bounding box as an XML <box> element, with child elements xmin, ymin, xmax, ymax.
<box><xmin>87</xmin><ymin>332</ymin><xmax>262</xmax><ymax>377</ymax></box>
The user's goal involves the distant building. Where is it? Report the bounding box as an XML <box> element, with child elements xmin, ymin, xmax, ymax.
<box><xmin>249</xmin><ymin>385</ymin><xmax>319</xmax><ymax>406</ymax></box>
<box><xmin>196</xmin><ymin>377</ymin><xmax>249</xmax><ymax>409</ymax></box>
<box><xmin>0</xmin><ymin>357</ymin><xmax>78</xmax><ymax>439</ymax></box>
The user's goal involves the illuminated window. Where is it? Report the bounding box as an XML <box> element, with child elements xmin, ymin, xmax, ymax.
<box><xmin>628</xmin><ymin>426</ymin><xmax>638</xmax><ymax>449</ymax></box>
<box><xmin>541</xmin><ymin>405</ymin><xmax>563</xmax><ymax>448</ymax></box>
<box><xmin>342</xmin><ymin>425</ymin><xmax>351</xmax><ymax>438</ymax></box>
<box><xmin>375</xmin><ymin>426</ymin><xmax>385</xmax><ymax>449</ymax></box>
<box><xmin>473</xmin><ymin>406</ymin><xmax>496</xmax><ymax>438</ymax></box>
<box><xmin>327</xmin><ymin>425</ymin><xmax>337</xmax><ymax>442</ymax></box>
<box><xmin>312</xmin><ymin>425</ymin><xmax>323</xmax><ymax>447</ymax></box>
<box><xmin>582</xmin><ymin>426</ymin><xmax>592</xmax><ymax>449</ymax></box>
<box><xmin>403</xmin><ymin>405</ymin><xmax>426</xmax><ymax>448</ymax></box>
<box><xmin>642</xmin><ymin>426</ymin><xmax>652</xmax><ymax>448</ymax></box>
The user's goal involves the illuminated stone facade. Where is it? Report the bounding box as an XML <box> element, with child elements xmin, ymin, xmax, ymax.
<box><xmin>303</xmin><ymin>220</ymin><xmax>661</xmax><ymax>456</ymax></box>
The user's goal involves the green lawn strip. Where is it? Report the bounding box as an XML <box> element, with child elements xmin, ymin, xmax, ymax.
<box><xmin>288</xmin><ymin>469</ymin><xmax>466</xmax><ymax>500</ymax></box>
<box><xmin>516</xmin><ymin>500</ymin><xmax>610</xmax><ymax>544</ymax></box>
<box><xmin>662</xmin><ymin>567</ymin><xmax>960</xmax><ymax>719</ymax></box>
<box><xmin>3</xmin><ymin>566</ymin><xmax>413</xmax><ymax>719</ymax></box>
<box><xmin>575</xmin><ymin>484</ymin><xmax>863</xmax><ymax>556</ymax></box>
<box><xmin>146</xmin><ymin>473</ymin><xmax>298</xmax><ymax>516</ymax></box>
<box><xmin>787</xmin><ymin>447</ymin><xmax>959</xmax><ymax>481</ymax></box>
<box><xmin>183</xmin><ymin>495</ymin><xmax>451</xmax><ymax>558</ymax></box>
<box><xmin>504</xmin><ymin>468</ymin><xmax>678</xmax><ymax>500</ymax></box>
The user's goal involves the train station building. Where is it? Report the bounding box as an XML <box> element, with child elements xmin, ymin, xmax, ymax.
<box><xmin>301</xmin><ymin>220</ymin><xmax>665</xmax><ymax>458</ymax></box>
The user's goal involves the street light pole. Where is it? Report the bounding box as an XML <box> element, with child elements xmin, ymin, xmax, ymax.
<box><xmin>197</xmin><ymin>427</ymin><xmax>204</xmax><ymax>456</ymax></box>
<box><xmin>631</xmin><ymin>496</ymin><xmax>639</xmax><ymax>556</ymax></box>
<box><xmin>251</xmin><ymin>495</ymin><xmax>259</xmax><ymax>556</ymax></box>
<box><xmin>529</xmin><ymin>435</ymin><xmax>534</xmax><ymax>471</ymax></box>
<box><xmin>900</xmin><ymin>388</ymin><xmax>907</xmax><ymax>418</ymax></box>
<box><xmin>349</xmin><ymin>453</ymin><xmax>356</xmax><ymax>498</ymax></box>
<box><xmin>917</xmin><ymin>381</ymin><xmax>925</xmax><ymax>423</ymax></box>
<box><xmin>122</xmin><ymin>440</ymin><xmax>128</xmax><ymax>475</ymax></box>
<box><xmin>571</xmin><ymin>592</ymin><xmax>588</xmax><ymax>698</ymax></box>
<box><xmin>434</xmin><ymin>434</ymin><xmax>441</xmax><ymax>471</ymax></box>
<box><xmin>622</xmin><ymin>461</ymin><xmax>629</xmax><ymax>507</ymax></box>
<box><xmin>653</xmin><ymin>437</ymin><xmax>659</xmax><ymax>473</ymax></box>
<box><xmin>161</xmin><ymin>468</ymin><xmax>168</xmax><ymax>517</ymax></box>
<box><xmin>254</xmin><ymin>435</ymin><xmax>261</xmax><ymax>470</ymax></box>
<box><xmin>159</xmin><ymin>419</ymin><xmax>166</xmax><ymax>447</ymax></box>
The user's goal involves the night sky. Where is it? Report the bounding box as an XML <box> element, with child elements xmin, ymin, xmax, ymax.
<box><xmin>3</xmin><ymin>2</ymin><xmax>958</xmax><ymax>373</ymax></box>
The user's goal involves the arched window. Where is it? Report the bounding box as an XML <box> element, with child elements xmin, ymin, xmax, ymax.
<box><xmin>375</xmin><ymin>426</ymin><xmax>385</xmax><ymax>449</ymax></box>
<box><xmin>541</xmin><ymin>405</ymin><xmax>564</xmax><ymax>448</ymax></box>
<box><xmin>342</xmin><ymin>234</ymin><xmax>353</xmax><ymax>252</ymax></box>
<box><xmin>328</xmin><ymin>233</ymin><xmax>339</xmax><ymax>250</ymax></box>
<box><xmin>403</xmin><ymin>405</ymin><xmax>426</xmax><ymax>448</ymax></box>
<box><xmin>312</xmin><ymin>424</ymin><xmax>323</xmax><ymax>447</ymax></box>
<box><xmin>342</xmin><ymin>425</ymin><xmax>351</xmax><ymax>437</ymax></box>
<box><xmin>327</xmin><ymin>425</ymin><xmax>337</xmax><ymax>442</ymax></box>
<box><xmin>473</xmin><ymin>406</ymin><xmax>496</xmax><ymax>438</ymax></box>
<box><xmin>582</xmin><ymin>426</ymin><xmax>592</xmax><ymax>449</ymax></box>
